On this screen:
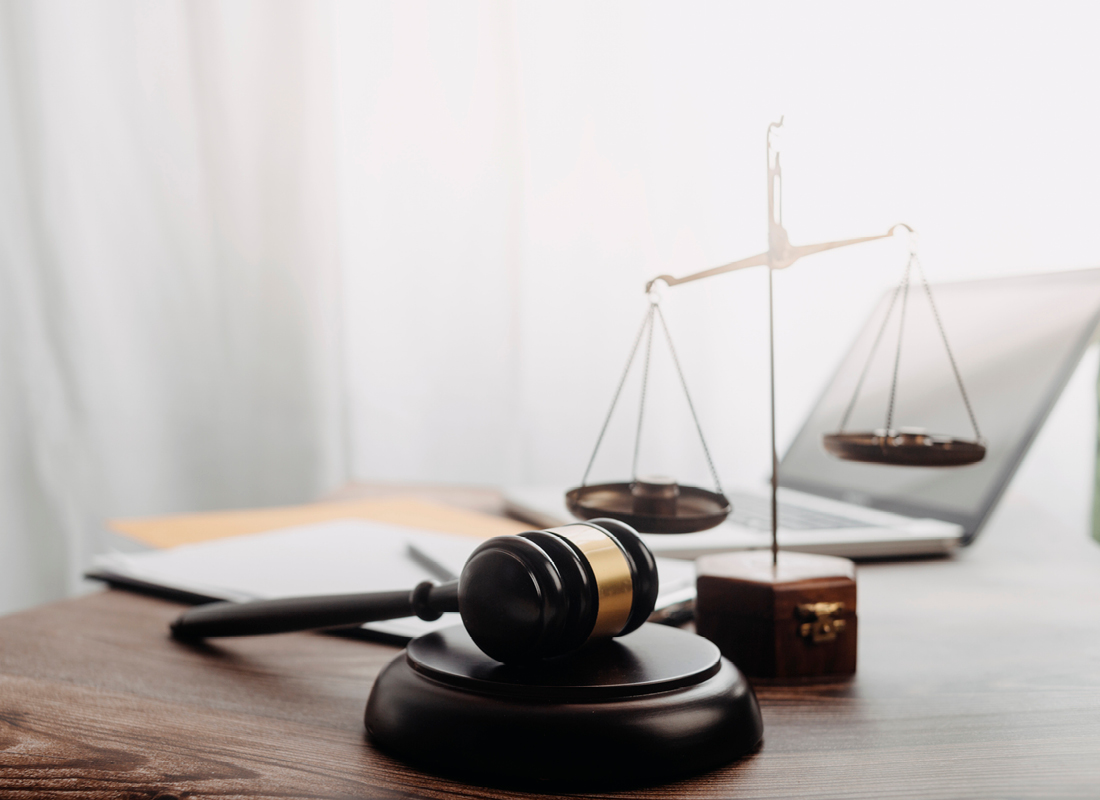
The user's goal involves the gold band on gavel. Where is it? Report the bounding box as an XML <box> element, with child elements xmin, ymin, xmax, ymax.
<box><xmin>548</xmin><ymin>525</ymin><xmax>634</xmax><ymax>640</ymax></box>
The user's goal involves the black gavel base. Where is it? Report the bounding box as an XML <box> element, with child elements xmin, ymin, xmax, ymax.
<box><xmin>365</xmin><ymin>623</ymin><xmax>763</xmax><ymax>788</ymax></box>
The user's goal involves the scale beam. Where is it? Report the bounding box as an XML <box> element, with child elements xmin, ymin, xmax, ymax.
<box><xmin>644</xmin><ymin>226</ymin><xmax>910</xmax><ymax>293</ymax></box>
<box><xmin>646</xmin><ymin>252</ymin><xmax>769</xmax><ymax>292</ymax></box>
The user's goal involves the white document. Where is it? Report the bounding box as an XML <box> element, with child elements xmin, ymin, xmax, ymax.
<box><xmin>90</xmin><ymin>518</ymin><xmax>696</xmax><ymax>640</ymax></box>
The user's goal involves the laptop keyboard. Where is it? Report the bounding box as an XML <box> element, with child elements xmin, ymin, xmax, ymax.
<box><xmin>726</xmin><ymin>492</ymin><xmax>874</xmax><ymax>531</ymax></box>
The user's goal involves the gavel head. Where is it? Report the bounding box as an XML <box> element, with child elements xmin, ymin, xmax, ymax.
<box><xmin>457</xmin><ymin>518</ymin><xmax>658</xmax><ymax>663</ymax></box>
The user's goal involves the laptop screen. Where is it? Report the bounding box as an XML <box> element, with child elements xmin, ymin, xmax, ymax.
<box><xmin>779</xmin><ymin>268</ymin><xmax>1100</xmax><ymax>542</ymax></box>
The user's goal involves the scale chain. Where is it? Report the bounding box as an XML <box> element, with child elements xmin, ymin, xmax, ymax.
<box><xmin>839</xmin><ymin>250</ymin><xmax>981</xmax><ymax>444</ymax></box>
<box><xmin>884</xmin><ymin>255</ymin><xmax>913</xmax><ymax>434</ymax></box>
<box><xmin>654</xmin><ymin>305</ymin><xmax>725</xmax><ymax>497</ymax></box>
<box><xmin>580</xmin><ymin>306</ymin><xmax>654</xmax><ymax>487</ymax></box>
<box><xmin>631</xmin><ymin>307</ymin><xmax>657</xmax><ymax>480</ymax></box>
<box><xmin>838</xmin><ymin>268</ymin><xmax>910</xmax><ymax>432</ymax></box>
<box><xmin>915</xmin><ymin>256</ymin><xmax>983</xmax><ymax>441</ymax></box>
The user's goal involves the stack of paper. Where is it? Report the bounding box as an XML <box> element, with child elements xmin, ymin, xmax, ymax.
<box><xmin>90</xmin><ymin>518</ymin><xmax>696</xmax><ymax>640</ymax></box>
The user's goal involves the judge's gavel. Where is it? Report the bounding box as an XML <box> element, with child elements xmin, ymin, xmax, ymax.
<box><xmin>170</xmin><ymin>518</ymin><xmax>658</xmax><ymax>664</ymax></box>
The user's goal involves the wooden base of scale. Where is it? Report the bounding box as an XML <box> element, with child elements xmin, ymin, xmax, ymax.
<box><xmin>365</xmin><ymin>623</ymin><xmax>763</xmax><ymax>789</ymax></box>
<box><xmin>695</xmin><ymin>550</ymin><xmax>858</xmax><ymax>680</ymax></box>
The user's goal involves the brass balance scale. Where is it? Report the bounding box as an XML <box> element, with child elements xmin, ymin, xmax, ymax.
<box><xmin>566</xmin><ymin>118</ymin><xmax>986</xmax><ymax>544</ymax></box>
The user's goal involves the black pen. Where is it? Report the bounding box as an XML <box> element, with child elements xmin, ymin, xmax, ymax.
<box><xmin>406</xmin><ymin>543</ymin><xmax>458</xmax><ymax>582</ymax></box>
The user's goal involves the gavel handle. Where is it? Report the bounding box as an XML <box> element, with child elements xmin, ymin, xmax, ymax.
<box><xmin>169</xmin><ymin>580</ymin><xmax>460</xmax><ymax>639</ymax></box>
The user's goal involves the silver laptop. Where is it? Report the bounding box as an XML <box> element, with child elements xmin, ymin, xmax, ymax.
<box><xmin>506</xmin><ymin>268</ymin><xmax>1100</xmax><ymax>559</ymax></box>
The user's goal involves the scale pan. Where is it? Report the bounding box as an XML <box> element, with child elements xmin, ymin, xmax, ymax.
<box><xmin>565</xmin><ymin>481</ymin><xmax>731</xmax><ymax>534</ymax></box>
<box><xmin>822</xmin><ymin>430</ymin><xmax>986</xmax><ymax>467</ymax></box>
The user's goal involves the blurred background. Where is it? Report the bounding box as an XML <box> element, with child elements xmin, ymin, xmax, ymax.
<box><xmin>1</xmin><ymin>0</ymin><xmax>1098</xmax><ymax>614</ymax></box>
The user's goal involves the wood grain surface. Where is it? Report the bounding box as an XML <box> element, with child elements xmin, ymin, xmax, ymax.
<box><xmin>3</xmin><ymin>486</ymin><xmax>1100</xmax><ymax>799</ymax></box>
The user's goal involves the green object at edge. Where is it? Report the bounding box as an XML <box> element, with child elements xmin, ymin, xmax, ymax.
<box><xmin>1093</xmin><ymin>360</ymin><xmax>1100</xmax><ymax>544</ymax></box>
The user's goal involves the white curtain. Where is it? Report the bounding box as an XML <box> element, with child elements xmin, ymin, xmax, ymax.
<box><xmin>0</xmin><ymin>0</ymin><xmax>345</xmax><ymax>613</ymax></box>
<box><xmin>3</xmin><ymin>1</ymin><xmax>1099</xmax><ymax>614</ymax></box>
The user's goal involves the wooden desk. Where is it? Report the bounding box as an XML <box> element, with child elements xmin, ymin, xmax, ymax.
<box><xmin>2</xmin><ymin>485</ymin><xmax>1100</xmax><ymax>798</ymax></box>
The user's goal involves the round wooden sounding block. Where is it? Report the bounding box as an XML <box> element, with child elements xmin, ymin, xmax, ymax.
<box><xmin>365</xmin><ymin>623</ymin><xmax>763</xmax><ymax>788</ymax></box>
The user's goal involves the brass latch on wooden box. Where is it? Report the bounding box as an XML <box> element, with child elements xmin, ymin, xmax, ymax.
<box><xmin>795</xmin><ymin>602</ymin><xmax>847</xmax><ymax>643</ymax></box>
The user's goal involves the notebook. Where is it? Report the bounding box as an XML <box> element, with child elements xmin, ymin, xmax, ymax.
<box><xmin>89</xmin><ymin>517</ymin><xmax>697</xmax><ymax>639</ymax></box>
